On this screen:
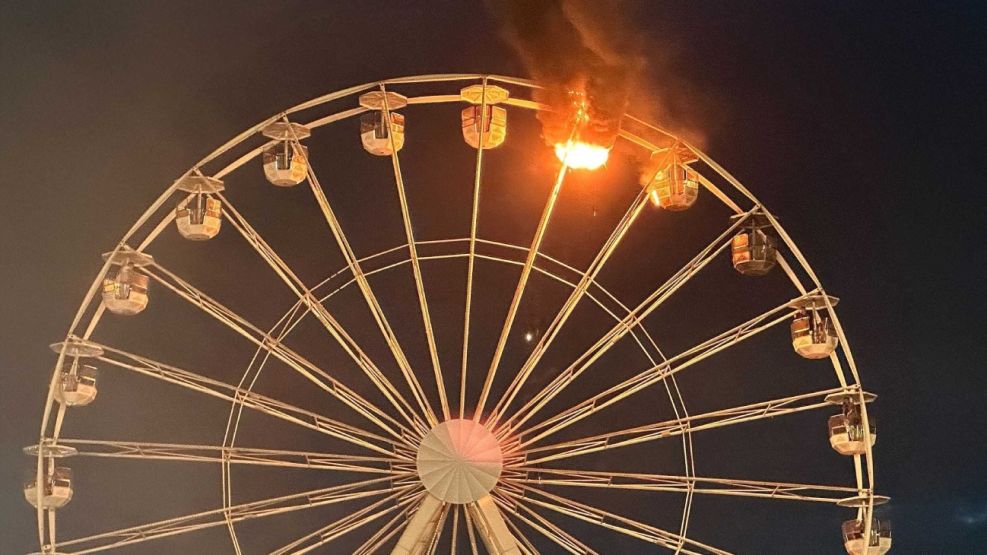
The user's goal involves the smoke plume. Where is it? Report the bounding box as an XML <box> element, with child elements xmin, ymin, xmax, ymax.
<box><xmin>490</xmin><ymin>0</ymin><xmax>707</xmax><ymax>153</ymax></box>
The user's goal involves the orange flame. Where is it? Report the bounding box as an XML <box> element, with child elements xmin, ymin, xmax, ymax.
<box><xmin>554</xmin><ymin>140</ymin><xmax>610</xmax><ymax>170</ymax></box>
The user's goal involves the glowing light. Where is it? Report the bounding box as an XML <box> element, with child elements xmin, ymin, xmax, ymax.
<box><xmin>554</xmin><ymin>140</ymin><xmax>610</xmax><ymax>170</ymax></box>
<box><xmin>523</xmin><ymin>331</ymin><xmax>535</xmax><ymax>343</ymax></box>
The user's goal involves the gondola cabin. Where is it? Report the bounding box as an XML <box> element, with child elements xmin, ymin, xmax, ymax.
<box><xmin>24</xmin><ymin>461</ymin><xmax>73</xmax><ymax>510</ymax></box>
<box><xmin>174</xmin><ymin>175</ymin><xmax>224</xmax><ymax>240</ymax></box>
<box><xmin>842</xmin><ymin>519</ymin><xmax>892</xmax><ymax>555</ymax></box>
<box><xmin>261</xmin><ymin>121</ymin><xmax>311</xmax><ymax>187</ymax></box>
<box><xmin>55</xmin><ymin>364</ymin><xmax>98</xmax><ymax>407</ymax></box>
<box><xmin>827</xmin><ymin>392</ymin><xmax>877</xmax><ymax>456</ymax></box>
<box><xmin>359</xmin><ymin>91</ymin><xmax>407</xmax><ymax>156</ymax></box>
<box><xmin>789</xmin><ymin>295</ymin><xmax>840</xmax><ymax>359</ymax></box>
<box><xmin>731</xmin><ymin>213</ymin><xmax>777</xmax><ymax>275</ymax></box>
<box><xmin>460</xmin><ymin>84</ymin><xmax>509</xmax><ymax>149</ymax></box>
<box><xmin>101</xmin><ymin>250</ymin><xmax>153</xmax><ymax>316</ymax></box>
<box><xmin>642</xmin><ymin>144</ymin><xmax>701</xmax><ymax>211</ymax></box>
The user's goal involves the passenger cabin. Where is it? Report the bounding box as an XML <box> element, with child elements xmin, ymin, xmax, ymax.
<box><xmin>792</xmin><ymin>310</ymin><xmax>838</xmax><ymax>358</ymax></box>
<box><xmin>55</xmin><ymin>364</ymin><xmax>98</xmax><ymax>407</ymax></box>
<box><xmin>50</xmin><ymin>340</ymin><xmax>101</xmax><ymax>406</ymax></box>
<box><xmin>359</xmin><ymin>91</ymin><xmax>407</xmax><ymax>156</ymax></box>
<box><xmin>789</xmin><ymin>295</ymin><xmax>840</xmax><ymax>359</ymax></box>
<box><xmin>460</xmin><ymin>84</ymin><xmax>509</xmax><ymax>149</ymax></box>
<box><xmin>731</xmin><ymin>213</ymin><xmax>777</xmax><ymax>276</ymax></box>
<box><xmin>24</xmin><ymin>461</ymin><xmax>73</xmax><ymax>510</ymax></box>
<box><xmin>829</xmin><ymin>397</ymin><xmax>877</xmax><ymax>456</ymax></box>
<box><xmin>642</xmin><ymin>143</ymin><xmax>701</xmax><ymax>211</ymax></box>
<box><xmin>176</xmin><ymin>196</ymin><xmax>222</xmax><ymax>240</ymax></box>
<box><xmin>842</xmin><ymin>519</ymin><xmax>892</xmax><ymax>555</ymax></box>
<box><xmin>261</xmin><ymin>121</ymin><xmax>311</xmax><ymax>187</ymax></box>
<box><xmin>174</xmin><ymin>175</ymin><xmax>224</xmax><ymax>240</ymax></box>
<box><xmin>101</xmin><ymin>250</ymin><xmax>153</xmax><ymax>316</ymax></box>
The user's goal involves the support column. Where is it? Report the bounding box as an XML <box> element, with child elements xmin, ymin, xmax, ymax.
<box><xmin>393</xmin><ymin>494</ymin><xmax>444</xmax><ymax>555</ymax></box>
<box><xmin>468</xmin><ymin>494</ymin><xmax>522</xmax><ymax>555</ymax></box>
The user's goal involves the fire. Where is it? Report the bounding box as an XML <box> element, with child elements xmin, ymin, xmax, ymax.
<box><xmin>554</xmin><ymin>140</ymin><xmax>610</xmax><ymax>170</ymax></box>
<box><xmin>545</xmin><ymin>84</ymin><xmax>618</xmax><ymax>171</ymax></box>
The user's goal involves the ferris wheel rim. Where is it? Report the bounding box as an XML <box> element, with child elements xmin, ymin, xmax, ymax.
<box><xmin>34</xmin><ymin>73</ymin><xmax>880</xmax><ymax>554</ymax></box>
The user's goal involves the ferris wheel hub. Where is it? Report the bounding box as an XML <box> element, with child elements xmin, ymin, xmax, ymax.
<box><xmin>415</xmin><ymin>418</ymin><xmax>503</xmax><ymax>504</ymax></box>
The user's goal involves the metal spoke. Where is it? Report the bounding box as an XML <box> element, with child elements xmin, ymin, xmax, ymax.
<box><xmin>497</xmin><ymin>212</ymin><xmax>755</xmax><ymax>437</ymax></box>
<box><xmin>379</xmin><ymin>84</ymin><xmax>451</xmax><ymax>422</ymax></box>
<box><xmin>487</xmin><ymin>189</ymin><xmax>649</xmax><ymax>429</ymax></box>
<box><xmin>463</xmin><ymin>502</ymin><xmax>481</xmax><ymax>555</ymax></box>
<box><xmin>425</xmin><ymin>503</ymin><xmax>452</xmax><ymax>555</ymax></box>
<box><xmin>272</xmin><ymin>484</ymin><xmax>419</xmax><ymax>555</ymax></box>
<box><xmin>221</xmin><ymin>297</ymin><xmax>306</xmax><ymax>554</ymax></box>
<box><xmin>143</xmin><ymin>261</ymin><xmax>414</xmax><ymax>442</ymax></box>
<box><xmin>449</xmin><ymin>505</ymin><xmax>460</xmax><ymax>555</ymax></box>
<box><xmin>42</xmin><ymin>439</ymin><xmax>404</xmax><ymax>474</ymax></box>
<box><xmin>510</xmin><ymin>292</ymin><xmax>812</xmax><ymax>449</ymax></box>
<box><xmin>511</xmin><ymin>486</ymin><xmax>731</xmax><ymax>555</ymax></box>
<box><xmin>520</xmin><ymin>386</ymin><xmax>848</xmax><ymax>465</ymax></box>
<box><xmin>219</xmin><ymin>193</ymin><xmax>427</xmax><ymax>434</ymax></box>
<box><xmin>494</xmin><ymin>492</ymin><xmax>598</xmax><ymax>555</ymax></box>
<box><xmin>502</xmin><ymin>511</ymin><xmax>540</xmax><ymax>555</ymax></box>
<box><xmin>290</xmin><ymin>123</ymin><xmax>439</xmax><ymax>428</ymax></box>
<box><xmin>460</xmin><ymin>78</ymin><xmax>489</xmax><ymax>419</ymax></box>
<box><xmin>82</xmin><ymin>339</ymin><xmax>408</xmax><ymax>459</ymax></box>
<box><xmin>508</xmin><ymin>468</ymin><xmax>861</xmax><ymax>504</ymax></box>
<box><xmin>55</xmin><ymin>476</ymin><xmax>403</xmax><ymax>554</ymax></box>
<box><xmin>474</xmin><ymin>124</ymin><xmax>580</xmax><ymax>419</ymax></box>
<box><xmin>354</xmin><ymin>501</ymin><xmax>419</xmax><ymax>555</ymax></box>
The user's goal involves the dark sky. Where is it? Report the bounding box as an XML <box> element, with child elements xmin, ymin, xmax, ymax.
<box><xmin>1</xmin><ymin>1</ymin><xmax>986</xmax><ymax>553</ymax></box>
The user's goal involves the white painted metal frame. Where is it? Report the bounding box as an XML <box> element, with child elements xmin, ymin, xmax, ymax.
<box><xmin>32</xmin><ymin>74</ymin><xmax>881</xmax><ymax>554</ymax></box>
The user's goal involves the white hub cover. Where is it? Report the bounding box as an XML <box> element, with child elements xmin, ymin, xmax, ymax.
<box><xmin>416</xmin><ymin>419</ymin><xmax>503</xmax><ymax>504</ymax></box>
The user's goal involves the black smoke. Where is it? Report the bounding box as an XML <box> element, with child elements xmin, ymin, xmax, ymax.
<box><xmin>489</xmin><ymin>0</ymin><xmax>645</xmax><ymax>146</ymax></box>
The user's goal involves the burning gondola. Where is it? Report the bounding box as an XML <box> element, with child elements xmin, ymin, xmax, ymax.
<box><xmin>546</xmin><ymin>86</ymin><xmax>621</xmax><ymax>170</ymax></box>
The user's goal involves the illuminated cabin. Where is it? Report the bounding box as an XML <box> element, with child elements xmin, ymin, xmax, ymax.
<box><xmin>359</xmin><ymin>91</ymin><xmax>407</xmax><ymax>156</ymax></box>
<box><xmin>460</xmin><ymin>84</ymin><xmax>509</xmax><ymax>149</ymax></box>
<box><xmin>261</xmin><ymin>121</ymin><xmax>311</xmax><ymax>187</ymax></box>
<box><xmin>642</xmin><ymin>144</ymin><xmax>701</xmax><ymax>211</ymax></box>
<box><xmin>55</xmin><ymin>364</ymin><xmax>98</xmax><ymax>407</ymax></box>
<box><xmin>731</xmin><ymin>213</ymin><xmax>777</xmax><ymax>276</ymax></box>
<box><xmin>50</xmin><ymin>340</ymin><xmax>102</xmax><ymax>406</ymax></box>
<box><xmin>842</xmin><ymin>519</ymin><xmax>892</xmax><ymax>555</ymax></box>
<box><xmin>24</xmin><ymin>460</ymin><xmax>73</xmax><ymax>510</ymax></box>
<box><xmin>101</xmin><ymin>250</ymin><xmax>153</xmax><ymax>316</ymax></box>
<box><xmin>827</xmin><ymin>393</ymin><xmax>877</xmax><ymax>456</ymax></box>
<box><xmin>174</xmin><ymin>175</ymin><xmax>224</xmax><ymax>240</ymax></box>
<box><xmin>789</xmin><ymin>295</ymin><xmax>840</xmax><ymax>359</ymax></box>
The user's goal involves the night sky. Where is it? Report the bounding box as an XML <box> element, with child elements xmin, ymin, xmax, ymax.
<box><xmin>2</xmin><ymin>2</ymin><xmax>986</xmax><ymax>553</ymax></box>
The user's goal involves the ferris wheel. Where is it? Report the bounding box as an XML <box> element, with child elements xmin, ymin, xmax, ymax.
<box><xmin>27</xmin><ymin>74</ymin><xmax>890</xmax><ymax>554</ymax></box>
